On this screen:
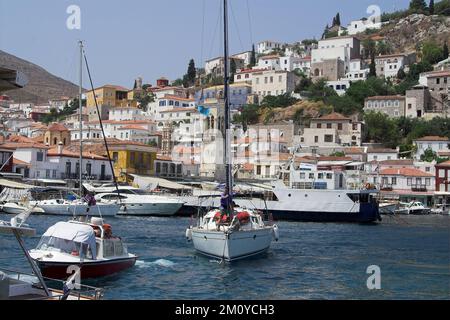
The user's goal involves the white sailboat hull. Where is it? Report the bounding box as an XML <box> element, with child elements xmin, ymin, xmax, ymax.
<box><xmin>191</xmin><ymin>227</ymin><xmax>273</xmax><ymax>261</ymax></box>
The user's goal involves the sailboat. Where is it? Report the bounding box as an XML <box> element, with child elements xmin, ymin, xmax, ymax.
<box><xmin>186</xmin><ymin>0</ymin><xmax>279</xmax><ymax>262</ymax></box>
<box><xmin>33</xmin><ymin>41</ymin><xmax>119</xmax><ymax>217</ymax></box>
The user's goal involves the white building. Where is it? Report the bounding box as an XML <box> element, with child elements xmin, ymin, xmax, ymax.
<box><xmin>297</xmin><ymin>113</ymin><xmax>362</xmax><ymax>147</ymax></box>
<box><xmin>311</xmin><ymin>36</ymin><xmax>361</xmax><ymax>74</ymax></box>
<box><xmin>147</xmin><ymin>95</ymin><xmax>196</xmax><ymax>121</ymax></box>
<box><xmin>413</xmin><ymin>136</ymin><xmax>450</xmax><ymax>160</ymax></box>
<box><xmin>109</xmin><ymin>107</ymin><xmax>145</xmax><ymax>121</ymax></box>
<box><xmin>345</xmin><ymin>59</ymin><xmax>370</xmax><ymax>81</ymax></box>
<box><xmin>375</xmin><ymin>53</ymin><xmax>416</xmax><ymax>79</ymax></box>
<box><xmin>339</xmin><ymin>18</ymin><xmax>382</xmax><ymax>36</ymax></box>
<box><xmin>251</xmin><ymin>70</ymin><xmax>300</xmax><ymax>99</ymax></box>
<box><xmin>257</xmin><ymin>55</ymin><xmax>281</xmax><ymax>70</ymax></box>
<box><xmin>232</xmin><ymin>51</ymin><xmax>252</xmax><ymax>66</ymax></box>
<box><xmin>327</xmin><ymin>79</ymin><xmax>352</xmax><ymax>96</ymax></box>
<box><xmin>292</xmin><ymin>56</ymin><xmax>312</xmax><ymax>75</ymax></box>
<box><xmin>257</xmin><ymin>40</ymin><xmax>284</xmax><ymax>55</ymax></box>
<box><xmin>234</xmin><ymin>68</ymin><xmax>267</xmax><ymax>84</ymax></box>
<box><xmin>366</xmin><ymin>148</ymin><xmax>399</xmax><ymax>162</ymax></box>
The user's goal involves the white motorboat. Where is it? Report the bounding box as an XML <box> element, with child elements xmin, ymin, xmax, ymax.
<box><xmin>1</xmin><ymin>202</ymin><xmax>28</xmax><ymax>215</ymax></box>
<box><xmin>95</xmin><ymin>191</ymin><xmax>184</xmax><ymax>216</ymax></box>
<box><xmin>0</xmin><ymin>213</ymin><xmax>103</xmax><ymax>300</ymax></box>
<box><xmin>29</xmin><ymin>217</ymin><xmax>137</xmax><ymax>280</ymax></box>
<box><xmin>31</xmin><ymin>199</ymin><xmax>119</xmax><ymax>217</ymax></box>
<box><xmin>395</xmin><ymin>202</ymin><xmax>431</xmax><ymax>215</ymax></box>
<box><xmin>187</xmin><ymin>207</ymin><xmax>278</xmax><ymax>261</ymax></box>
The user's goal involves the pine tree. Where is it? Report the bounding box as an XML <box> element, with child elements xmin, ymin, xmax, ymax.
<box><xmin>249</xmin><ymin>44</ymin><xmax>256</xmax><ymax>67</ymax></box>
<box><xmin>409</xmin><ymin>0</ymin><xmax>428</xmax><ymax>13</ymax></box>
<box><xmin>336</xmin><ymin>13</ymin><xmax>341</xmax><ymax>26</ymax></box>
<box><xmin>186</xmin><ymin>59</ymin><xmax>196</xmax><ymax>87</ymax></box>
<box><xmin>332</xmin><ymin>17</ymin><xmax>336</xmax><ymax>27</ymax></box>
<box><xmin>429</xmin><ymin>0</ymin><xmax>434</xmax><ymax>14</ymax></box>
<box><xmin>369</xmin><ymin>53</ymin><xmax>377</xmax><ymax>77</ymax></box>
<box><xmin>444</xmin><ymin>42</ymin><xmax>449</xmax><ymax>59</ymax></box>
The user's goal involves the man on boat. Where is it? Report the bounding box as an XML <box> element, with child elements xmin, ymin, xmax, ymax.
<box><xmin>219</xmin><ymin>187</ymin><xmax>233</xmax><ymax>222</ymax></box>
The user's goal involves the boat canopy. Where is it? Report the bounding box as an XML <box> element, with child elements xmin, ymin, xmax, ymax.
<box><xmin>0</xmin><ymin>178</ymin><xmax>34</xmax><ymax>190</ymax></box>
<box><xmin>42</xmin><ymin>222</ymin><xmax>97</xmax><ymax>258</ymax></box>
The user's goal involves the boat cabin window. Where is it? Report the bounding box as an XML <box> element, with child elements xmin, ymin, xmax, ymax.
<box><xmin>103</xmin><ymin>239</ymin><xmax>127</xmax><ymax>257</ymax></box>
<box><xmin>101</xmin><ymin>194</ymin><xmax>128</xmax><ymax>200</ymax></box>
<box><xmin>37</xmin><ymin>236</ymin><xmax>93</xmax><ymax>259</ymax></box>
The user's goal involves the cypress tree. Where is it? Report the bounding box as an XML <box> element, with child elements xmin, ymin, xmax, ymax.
<box><xmin>409</xmin><ymin>0</ymin><xmax>428</xmax><ymax>13</ymax></box>
<box><xmin>336</xmin><ymin>13</ymin><xmax>341</xmax><ymax>26</ymax></box>
<box><xmin>369</xmin><ymin>53</ymin><xmax>377</xmax><ymax>77</ymax></box>
<box><xmin>186</xmin><ymin>59</ymin><xmax>196</xmax><ymax>87</ymax></box>
<box><xmin>429</xmin><ymin>0</ymin><xmax>434</xmax><ymax>14</ymax></box>
<box><xmin>249</xmin><ymin>44</ymin><xmax>256</xmax><ymax>67</ymax></box>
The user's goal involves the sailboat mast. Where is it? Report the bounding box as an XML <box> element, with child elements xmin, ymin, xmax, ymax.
<box><xmin>79</xmin><ymin>40</ymin><xmax>83</xmax><ymax>197</ymax></box>
<box><xmin>223</xmin><ymin>0</ymin><xmax>232</xmax><ymax>193</ymax></box>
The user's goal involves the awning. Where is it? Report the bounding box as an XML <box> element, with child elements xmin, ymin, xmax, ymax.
<box><xmin>0</xmin><ymin>178</ymin><xmax>34</xmax><ymax>189</ymax></box>
<box><xmin>32</xmin><ymin>179</ymin><xmax>67</xmax><ymax>185</ymax></box>
<box><xmin>130</xmin><ymin>175</ymin><xmax>192</xmax><ymax>191</ymax></box>
<box><xmin>43</xmin><ymin>222</ymin><xmax>96</xmax><ymax>258</ymax></box>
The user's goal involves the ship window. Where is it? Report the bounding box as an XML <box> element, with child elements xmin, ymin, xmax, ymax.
<box><xmin>103</xmin><ymin>240</ymin><xmax>115</xmax><ymax>257</ymax></box>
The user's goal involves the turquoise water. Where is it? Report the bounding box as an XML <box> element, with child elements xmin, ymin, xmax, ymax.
<box><xmin>0</xmin><ymin>214</ymin><xmax>449</xmax><ymax>300</ymax></box>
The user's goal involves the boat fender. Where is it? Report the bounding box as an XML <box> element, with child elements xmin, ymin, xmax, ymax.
<box><xmin>185</xmin><ymin>228</ymin><xmax>193</xmax><ymax>241</ymax></box>
<box><xmin>236</xmin><ymin>211</ymin><xmax>250</xmax><ymax>225</ymax></box>
<box><xmin>272</xmin><ymin>225</ymin><xmax>279</xmax><ymax>242</ymax></box>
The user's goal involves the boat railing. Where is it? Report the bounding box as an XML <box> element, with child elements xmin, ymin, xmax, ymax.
<box><xmin>0</xmin><ymin>267</ymin><xmax>104</xmax><ymax>300</ymax></box>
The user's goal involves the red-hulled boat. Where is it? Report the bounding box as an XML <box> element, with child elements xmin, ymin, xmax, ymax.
<box><xmin>29</xmin><ymin>218</ymin><xmax>137</xmax><ymax>280</ymax></box>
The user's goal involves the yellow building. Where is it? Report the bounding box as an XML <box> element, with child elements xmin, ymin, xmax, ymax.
<box><xmin>86</xmin><ymin>85</ymin><xmax>136</xmax><ymax>108</ymax></box>
<box><xmin>44</xmin><ymin>123</ymin><xmax>71</xmax><ymax>146</ymax></box>
<box><xmin>107</xmin><ymin>140</ymin><xmax>157</xmax><ymax>182</ymax></box>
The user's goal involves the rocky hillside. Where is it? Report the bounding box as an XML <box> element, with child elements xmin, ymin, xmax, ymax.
<box><xmin>0</xmin><ymin>50</ymin><xmax>80</xmax><ymax>104</ymax></box>
<box><xmin>359</xmin><ymin>14</ymin><xmax>450</xmax><ymax>53</ymax></box>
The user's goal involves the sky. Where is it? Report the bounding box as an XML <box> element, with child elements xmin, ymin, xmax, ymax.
<box><xmin>0</xmin><ymin>0</ymin><xmax>411</xmax><ymax>89</ymax></box>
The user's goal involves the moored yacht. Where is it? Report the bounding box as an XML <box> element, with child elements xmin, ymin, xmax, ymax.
<box><xmin>95</xmin><ymin>190</ymin><xmax>184</xmax><ymax>216</ymax></box>
<box><xmin>31</xmin><ymin>198</ymin><xmax>119</xmax><ymax>217</ymax></box>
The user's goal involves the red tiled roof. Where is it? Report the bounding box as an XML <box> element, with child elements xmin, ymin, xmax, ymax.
<box><xmin>47</xmin><ymin>146</ymin><xmax>108</xmax><ymax>161</ymax></box>
<box><xmin>162</xmin><ymin>95</ymin><xmax>195</xmax><ymax>102</ymax></box>
<box><xmin>415</xmin><ymin>136</ymin><xmax>449</xmax><ymax>142</ymax></box>
<box><xmin>436</xmin><ymin>160</ymin><xmax>450</xmax><ymax>167</ymax></box>
<box><xmin>47</xmin><ymin>123</ymin><xmax>69</xmax><ymax>132</ymax></box>
<box><xmin>117</xmin><ymin>125</ymin><xmax>148</xmax><ymax>131</ymax></box>
<box><xmin>5</xmin><ymin>135</ymin><xmax>49</xmax><ymax>149</ymax></box>
<box><xmin>318</xmin><ymin>156</ymin><xmax>353</xmax><ymax>161</ymax></box>
<box><xmin>367</xmin><ymin>148</ymin><xmax>398</xmax><ymax>154</ymax></box>
<box><xmin>314</xmin><ymin>112</ymin><xmax>351</xmax><ymax>121</ymax></box>
<box><xmin>426</xmin><ymin>71</ymin><xmax>450</xmax><ymax>78</ymax></box>
<box><xmin>379</xmin><ymin>159</ymin><xmax>414</xmax><ymax>166</ymax></box>
<box><xmin>13</xmin><ymin>158</ymin><xmax>30</xmax><ymax>167</ymax></box>
<box><xmin>345</xmin><ymin>147</ymin><xmax>365</xmax><ymax>154</ymax></box>
<box><xmin>365</xmin><ymin>95</ymin><xmax>405</xmax><ymax>101</ymax></box>
<box><xmin>379</xmin><ymin>168</ymin><xmax>433</xmax><ymax>177</ymax></box>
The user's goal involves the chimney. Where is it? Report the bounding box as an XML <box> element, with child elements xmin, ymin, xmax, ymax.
<box><xmin>57</xmin><ymin>141</ymin><xmax>63</xmax><ymax>154</ymax></box>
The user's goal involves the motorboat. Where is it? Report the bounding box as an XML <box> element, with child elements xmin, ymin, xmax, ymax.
<box><xmin>1</xmin><ymin>202</ymin><xmax>29</xmax><ymax>215</ymax></box>
<box><xmin>95</xmin><ymin>190</ymin><xmax>184</xmax><ymax>216</ymax></box>
<box><xmin>395</xmin><ymin>202</ymin><xmax>431</xmax><ymax>215</ymax></box>
<box><xmin>187</xmin><ymin>205</ymin><xmax>278</xmax><ymax>262</ymax></box>
<box><xmin>0</xmin><ymin>213</ymin><xmax>103</xmax><ymax>300</ymax></box>
<box><xmin>379</xmin><ymin>201</ymin><xmax>398</xmax><ymax>215</ymax></box>
<box><xmin>29</xmin><ymin>217</ymin><xmax>137</xmax><ymax>279</ymax></box>
<box><xmin>31</xmin><ymin>199</ymin><xmax>119</xmax><ymax>217</ymax></box>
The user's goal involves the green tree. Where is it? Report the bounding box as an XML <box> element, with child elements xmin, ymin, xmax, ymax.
<box><xmin>409</xmin><ymin>0</ymin><xmax>428</xmax><ymax>13</ymax></box>
<box><xmin>429</xmin><ymin>0</ymin><xmax>435</xmax><ymax>14</ymax></box>
<box><xmin>172</xmin><ymin>78</ymin><xmax>183</xmax><ymax>87</ymax></box>
<box><xmin>306</xmin><ymin>78</ymin><xmax>337</xmax><ymax>102</ymax></box>
<box><xmin>421</xmin><ymin>41</ymin><xmax>444</xmax><ymax>64</ymax></box>
<box><xmin>369</xmin><ymin>52</ymin><xmax>377</xmax><ymax>77</ymax></box>
<box><xmin>362</xmin><ymin>39</ymin><xmax>376</xmax><ymax>59</ymax></box>
<box><xmin>443</xmin><ymin>42</ymin><xmax>449</xmax><ymax>59</ymax></box>
<box><xmin>397</xmin><ymin>67</ymin><xmax>406</xmax><ymax>80</ymax></box>
<box><xmin>230</xmin><ymin>58</ymin><xmax>237</xmax><ymax>84</ymax></box>
<box><xmin>330</xmin><ymin>151</ymin><xmax>345</xmax><ymax>157</ymax></box>
<box><xmin>335</xmin><ymin>13</ymin><xmax>341</xmax><ymax>26</ymax></box>
<box><xmin>233</xmin><ymin>104</ymin><xmax>260</xmax><ymax>129</ymax></box>
<box><xmin>135</xmin><ymin>91</ymin><xmax>155</xmax><ymax>112</ymax></box>
<box><xmin>260</xmin><ymin>93</ymin><xmax>299</xmax><ymax>109</ymax></box>
<box><xmin>364</xmin><ymin>112</ymin><xmax>400</xmax><ymax>148</ymax></box>
<box><xmin>186</xmin><ymin>59</ymin><xmax>196</xmax><ymax>87</ymax></box>
<box><xmin>249</xmin><ymin>44</ymin><xmax>256</xmax><ymax>67</ymax></box>
<box><xmin>421</xmin><ymin>148</ymin><xmax>438</xmax><ymax>162</ymax></box>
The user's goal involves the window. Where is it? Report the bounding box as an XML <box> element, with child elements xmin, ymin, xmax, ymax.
<box><xmin>407</xmin><ymin>178</ymin><xmax>412</xmax><ymax>186</ymax></box>
<box><xmin>112</xmin><ymin>152</ymin><xmax>119</xmax><ymax>162</ymax></box>
<box><xmin>279</xmin><ymin>75</ymin><xmax>283</xmax><ymax>82</ymax></box>
<box><xmin>314</xmin><ymin>136</ymin><xmax>319</xmax><ymax>143</ymax></box>
<box><xmin>326</xmin><ymin>173</ymin><xmax>332</xmax><ymax>179</ymax></box>
<box><xmin>439</xmin><ymin>169</ymin><xmax>446</xmax><ymax>178</ymax></box>
<box><xmin>317</xmin><ymin>123</ymin><xmax>322</xmax><ymax>129</ymax></box>
<box><xmin>338</xmin><ymin>123</ymin><xmax>343</xmax><ymax>130</ymax></box>
<box><xmin>256</xmin><ymin>165</ymin><xmax>261</xmax><ymax>175</ymax></box>
<box><xmin>300</xmin><ymin>172</ymin><xmax>305</xmax><ymax>179</ymax></box>
<box><xmin>318</xmin><ymin>173</ymin><xmax>324</xmax><ymax>179</ymax></box>
<box><xmin>391</xmin><ymin>177</ymin><xmax>397</xmax><ymax>185</ymax></box>
<box><xmin>425</xmin><ymin>178</ymin><xmax>431</xmax><ymax>186</ymax></box>
<box><xmin>46</xmin><ymin>169</ymin><xmax>50</xmax><ymax>178</ymax></box>
<box><xmin>309</xmin><ymin>173</ymin><xmax>314</xmax><ymax>179</ymax></box>
<box><xmin>352</xmin><ymin>124</ymin><xmax>358</xmax><ymax>131</ymax></box>
<box><xmin>324</xmin><ymin>135</ymin><xmax>333</xmax><ymax>143</ymax></box>
<box><xmin>436</xmin><ymin>78</ymin><xmax>440</xmax><ymax>85</ymax></box>
<box><xmin>327</xmin><ymin>123</ymin><xmax>332</xmax><ymax>129</ymax></box>
<box><xmin>36</xmin><ymin>151</ymin><xmax>44</xmax><ymax>162</ymax></box>
<box><xmin>270</xmin><ymin>76</ymin><xmax>273</xmax><ymax>83</ymax></box>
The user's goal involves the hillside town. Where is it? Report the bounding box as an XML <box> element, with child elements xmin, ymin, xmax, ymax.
<box><xmin>0</xmin><ymin>1</ymin><xmax>449</xmax><ymax>210</ymax></box>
